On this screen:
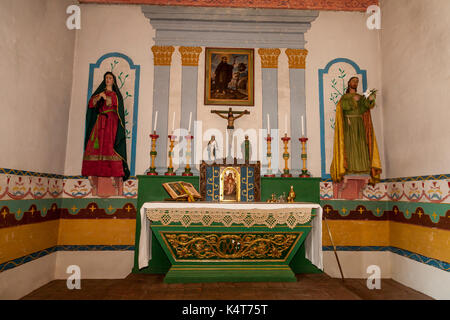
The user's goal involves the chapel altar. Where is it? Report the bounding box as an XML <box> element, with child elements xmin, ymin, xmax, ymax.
<box><xmin>130</xmin><ymin>6</ymin><xmax>325</xmax><ymax>283</ymax></box>
<box><xmin>133</xmin><ymin>174</ymin><xmax>322</xmax><ymax>283</ymax></box>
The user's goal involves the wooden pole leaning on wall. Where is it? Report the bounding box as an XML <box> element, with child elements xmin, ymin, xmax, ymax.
<box><xmin>323</xmin><ymin>214</ymin><xmax>345</xmax><ymax>282</ymax></box>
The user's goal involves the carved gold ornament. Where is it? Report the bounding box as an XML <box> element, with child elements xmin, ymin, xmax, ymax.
<box><xmin>163</xmin><ymin>232</ymin><xmax>300</xmax><ymax>260</ymax></box>
<box><xmin>258</xmin><ymin>48</ymin><xmax>281</xmax><ymax>68</ymax></box>
<box><xmin>151</xmin><ymin>46</ymin><xmax>175</xmax><ymax>66</ymax></box>
<box><xmin>285</xmin><ymin>49</ymin><xmax>308</xmax><ymax>69</ymax></box>
<box><xmin>179</xmin><ymin>46</ymin><xmax>203</xmax><ymax>66</ymax></box>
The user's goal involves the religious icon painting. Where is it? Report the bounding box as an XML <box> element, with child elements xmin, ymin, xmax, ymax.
<box><xmin>205</xmin><ymin>48</ymin><xmax>254</xmax><ymax>106</ymax></box>
<box><xmin>219</xmin><ymin>167</ymin><xmax>241</xmax><ymax>202</ymax></box>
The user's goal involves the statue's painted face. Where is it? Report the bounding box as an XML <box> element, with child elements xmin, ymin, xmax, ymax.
<box><xmin>222</xmin><ymin>56</ymin><xmax>228</xmax><ymax>63</ymax></box>
<box><xmin>349</xmin><ymin>77</ymin><xmax>359</xmax><ymax>90</ymax></box>
<box><xmin>105</xmin><ymin>74</ymin><xmax>115</xmax><ymax>87</ymax></box>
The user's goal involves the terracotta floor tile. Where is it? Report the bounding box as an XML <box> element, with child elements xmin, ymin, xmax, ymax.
<box><xmin>20</xmin><ymin>273</ymin><xmax>433</xmax><ymax>300</ymax></box>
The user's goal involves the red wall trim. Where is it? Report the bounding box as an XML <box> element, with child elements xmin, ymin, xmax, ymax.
<box><xmin>79</xmin><ymin>0</ymin><xmax>379</xmax><ymax>12</ymax></box>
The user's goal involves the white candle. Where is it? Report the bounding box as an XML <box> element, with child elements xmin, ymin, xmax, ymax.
<box><xmin>301</xmin><ymin>115</ymin><xmax>305</xmax><ymax>136</ymax></box>
<box><xmin>284</xmin><ymin>114</ymin><xmax>288</xmax><ymax>135</ymax></box>
<box><xmin>188</xmin><ymin>112</ymin><xmax>192</xmax><ymax>133</ymax></box>
<box><xmin>153</xmin><ymin>111</ymin><xmax>158</xmax><ymax>132</ymax></box>
<box><xmin>267</xmin><ymin>113</ymin><xmax>270</xmax><ymax>133</ymax></box>
<box><xmin>172</xmin><ymin>111</ymin><xmax>175</xmax><ymax>134</ymax></box>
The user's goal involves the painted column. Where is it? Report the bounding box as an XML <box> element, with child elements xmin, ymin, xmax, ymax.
<box><xmin>177</xmin><ymin>46</ymin><xmax>202</xmax><ymax>175</ymax></box>
<box><xmin>286</xmin><ymin>49</ymin><xmax>308</xmax><ymax>176</ymax></box>
<box><xmin>151</xmin><ymin>45</ymin><xmax>175</xmax><ymax>174</ymax></box>
<box><xmin>258</xmin><ymin>48</ymin><xmax>281</xmax><ymax>175</ymax></box>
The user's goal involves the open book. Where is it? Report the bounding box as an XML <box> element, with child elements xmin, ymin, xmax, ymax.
<box><xmin>162</xmin><ymin>181</ymin><xmax>202</xmax><ymax>201</ymax></box>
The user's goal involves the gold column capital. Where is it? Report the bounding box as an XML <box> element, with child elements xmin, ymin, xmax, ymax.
<box><xmin>151</xmin><ymin>45</ymin><xmax>175</xmax><ymax>66</ymax></box>
<box><xmin>285</xmin><ymin>49</ymin><xmax>308</xmax><ymax>69</ymax></box>
<box><xmin>179</xmin><ymin>46</ymin><xmax>203</xmax><ymax>66</ymax></box>
<box><xmin>258</xmin><ymin>48</ymin><xmax>281</xmax><ymax>68</ymax></box>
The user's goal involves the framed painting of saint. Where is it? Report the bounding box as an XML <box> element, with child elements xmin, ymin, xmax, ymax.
<box><xmin>220</xmin><ymin>167</ymin><xmax>241</xmax><ymax>202</ymax></box>
<box><xmin>204</xmin><ymin>48</ymin><xmax>254</xmax><ymax>106</ymax></box>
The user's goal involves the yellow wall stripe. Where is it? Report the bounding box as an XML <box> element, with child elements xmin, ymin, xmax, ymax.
<box><xmin>322</xmin><ymin>220</ymin><xmax>390</xmax><ymax>247</ymax></box>
<box><xmin>57</xmin><ymin>219</ymin><xmax>136</xmax><ymax>246</ymax></box>
<box><xmin>0</xmin><ymin>220</ymin><xmax>59</xmax><ymax>264</ymax></box>
<box><xmin>390</xmin><ymin>221</ymin><xmax>450</xmax><ymax>263</ymax></box>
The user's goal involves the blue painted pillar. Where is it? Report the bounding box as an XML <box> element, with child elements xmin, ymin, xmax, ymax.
<box><xmin>286</xmin><ymin>49</ymin><xmax>308</xmax><ymax>176</ymax></box>
<box><xmin>177</xmin><ymin>46</ymin><xmax>202</xmax><ymax>175</ymax></box>
<box><xmin>151</xmin><ymin>46</ymin><xmax>175</xmax><ymax>175</ymax></box>
<box><xmin>258</xmin><ymin>48</ymin><xmax>281</xmax><ymax>176</ymax></box>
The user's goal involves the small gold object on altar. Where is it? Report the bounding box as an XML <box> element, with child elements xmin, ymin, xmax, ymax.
<box><xmin>287</xmin><ymin>185</ymin><xmax>296</xmax><ymax>203</ymax></box>
<box><xmin>267</xmin><ymin>193</ymin><xmax>277</xmax><ymax>203</ymax></box>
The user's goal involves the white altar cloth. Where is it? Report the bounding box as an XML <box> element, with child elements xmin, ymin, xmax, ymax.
<box><xmin>138</xmin><ymin>202</ymin><xmax>323</xmax><ymax>270</ymax></box>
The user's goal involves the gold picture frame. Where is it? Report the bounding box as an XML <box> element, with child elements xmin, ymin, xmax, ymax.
<box><xmin>204</xmin><ymin>47</ymin><xmax>254</xmax><ymax>106</ymax></box>
<box><xmin>220</xmin><ymin>167</ymin><xmax>241</xmax><ymax>202</ymax></box>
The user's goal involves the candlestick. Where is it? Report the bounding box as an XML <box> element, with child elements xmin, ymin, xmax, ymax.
<box><xmin>284</xmin><ymin>114</ymin><xmax>287</xmax><ymax>135</ymax></box>
<box><xmin>147</xmin><ymin>131</ymin><xmax>159</xmax><ymax>175</ymax></box>
<box><xmin>281</xmin><ymin>133</ymin><xmax>292</xmax><ymax>178</ymax></box>
<box><xmin>267</xmin><ymin>113</ymin><xmax>270</xmax><ymax>133</ymax></box>
<box><xmin>153</xmin><ymin>111</ymin><xmax>158</xmax><ymax>132</ymax></box>
<box><xmin>165</xmin><ymin>135</ymin><xmax>176</xmax><ymax>176</ymax></box>
<box><xmin>188</xmin><ymin>112</ymin><xmax>192</xmax><ymax>133</ymax></box>
<box><xmin>182</xmin><ymin>134</ymin><xmax>194</xmax><ymax>176</ymax></box>
<box><xmin>172</xmin><ymin>112</ymin><xmax>175</xmax><ymax>134</ymax></box>
<box><xmin>301</xmin><ymin>115</ymin><xmax>305</xmax><ymax>137</ymax></box>
<box><xmin>264</xmin><ymin>134</ymin><xmax>275</xmax><ymax>177</ymax></box>
<box><xmin>299</xmin><ymin>137</ymin><xmax>311</xmax><ymax>177</ymax></box>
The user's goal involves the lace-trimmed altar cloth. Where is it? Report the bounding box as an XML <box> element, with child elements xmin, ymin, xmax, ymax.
<box><xmin>138</xmin><ymin>202</ymin><xmax>323</xmax><ymax>270</ymax></box>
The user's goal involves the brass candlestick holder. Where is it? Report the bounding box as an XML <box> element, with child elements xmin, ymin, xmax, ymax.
<box><xmin>264</xmin><ymin>134</ymin><xmax>275</xmax><ymax>177</ymax></box>
<box><xmin>165</xmin><ymin>135</ymin><xmax>176</xmax><ymax>176</ymax></box>
<box><xmin>147</xmin><ymin>131</ymin><xmax>159</xmax><ymax>176</ymax></box>
<box><xmin>299</xmin><ymin>137</ymin><xmax>311</xmax><ymax>177</ymax></box>
<box><xmin>281</xmin><ymin>133</ymin><xmax>292</xmax><ymax>177</ymax></box>
<box><xmin>182</xmin><ymin>134</ymin><xmax>194</xmax><ymax>176</ymax></box>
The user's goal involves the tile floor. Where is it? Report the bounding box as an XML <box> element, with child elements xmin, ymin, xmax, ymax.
<box><xmin>21</xmin><ymin>273</ymin><xmax>433</xmax><ymax>300</ymax></box>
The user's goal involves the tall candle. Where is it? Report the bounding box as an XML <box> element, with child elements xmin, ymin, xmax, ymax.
<box><xmin>172</xmin><ymin>111</ymin><xmax>175</xmax><ymax>134</ymax></box>
<box><xmin>188</xmin><ymin>112</ymin><xmax>192</xmax><ymax>133</ymax></box>
<box><xmin>301</xmin><ymin>115</ymin><xmax>305</xmax><ymax>136</ymax></box>
<box><xmin>284</xmin><ymin>114</ymin><xmax>287</xmax><ymax>135</ymax></box>
<box><xmin>153</xmin><ymin>111</ymin><xmax>158</xmax><ymax>132</ymax></box>
<box><xmin>267</xmin><ymin>113</ymin><xmax>270</xmax><ymax>133</ymax></box>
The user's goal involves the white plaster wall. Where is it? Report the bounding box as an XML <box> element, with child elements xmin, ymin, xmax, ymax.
<box><xmin>196</xmin><ymin>47</ymin><xmax>263</xmax><ymax>169</ymax></box>
<box><xmin>305</xmin><ymin>11</ymin><xmax>384</xmax><ymax>178</ymax></box>
<box><xmin>0</xmin><ymin>252</ymin><xmax>56</xmax><ymax>300</ymax></box>
<box><xmin>381</xmin><ymin>0</ymin><xmax>450</xmax><ymax>177</ymax></box>
<box><xmin>64</xmin><ymin>4</ymin><xmax>155</xmax><ymax>176</ymax></box>
<box><xmin>323</xmin><ymin>251</ymin><xmax>392</xmax><ymax>279</ymax></box>
<box><xmin>0</xmin><ymin>0</ymin><xmax>76</xmax><ymax>174</ymax></box>
<box><xmin>391</xmin><ymin>253</ymin><xmax>450</xmax><ymax>300</ymax></box>
<box><xmin>64</xmin><ymin>6</ymin><xmax>384</xmax><ymax>177</ymax></box>
<box><xmin>55</xmin><ymin>251</ymin><xmax>133</xmax><ymax>279</ymax></box>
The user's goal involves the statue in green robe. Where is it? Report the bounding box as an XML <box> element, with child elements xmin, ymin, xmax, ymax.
<box><xmin>330</xmin><ymin>77</ymin><xmax>382</xmax><ymax>185</ymax></box>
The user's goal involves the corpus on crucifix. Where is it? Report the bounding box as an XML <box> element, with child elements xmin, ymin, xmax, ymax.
<box><xmin>211</xmin><ymin>107</ymin><xmax>250</xmax><ymax>163</ymax></box>
<box><xmin>211</xmin><ymin>107</ymin><xmax>250</xmax><ymax>130</ymax></box>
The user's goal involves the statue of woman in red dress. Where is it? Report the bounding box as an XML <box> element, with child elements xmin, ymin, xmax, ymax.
<box><xmin>82</xmin><ymin>72</ymin><xmax>130</xmax><ymax>196</ymax></box>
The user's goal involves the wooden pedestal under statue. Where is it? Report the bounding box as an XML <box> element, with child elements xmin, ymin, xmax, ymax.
<box><xmin>91</xmin><ymin>177</ymin><xmax>123</xmax><ymax>197</ymax></box>
<box><xmin>332</xmin><ymin>175</ymin><xmax>369</xmax><ymax>200</ymax></box>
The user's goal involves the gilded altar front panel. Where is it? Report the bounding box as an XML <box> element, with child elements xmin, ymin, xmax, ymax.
<box><xmin>161</xmin><ymin>231</ymin><xmax>303</xmax><ymax>262</ymax></box>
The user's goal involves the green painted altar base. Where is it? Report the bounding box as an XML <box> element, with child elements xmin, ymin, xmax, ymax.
<box><xmin>133</xmin><ymin>175</ymin><xmax>321</xmax><ymax>280</ymax></box>
<box><xmin>152</xmin><ymin>223</ymin><xmax>312</xmax><ymax>283</ymax></box>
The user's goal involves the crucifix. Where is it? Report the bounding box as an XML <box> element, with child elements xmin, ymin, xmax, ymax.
<box><xmin>211</xmin><ymin>107</ymin><xmax>250</xmax><ymax>163</ymax></box>
<box><xmin>211</xmin><ymin>107</ymin><xmax>250</xmax><ymax>130</ymax></box>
